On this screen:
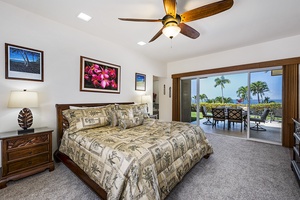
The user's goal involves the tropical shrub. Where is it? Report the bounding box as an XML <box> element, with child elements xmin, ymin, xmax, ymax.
<box><xmin>191</xmin><ymin>102</ymin><xmax>282</xmax><ymax>114</ymax></box>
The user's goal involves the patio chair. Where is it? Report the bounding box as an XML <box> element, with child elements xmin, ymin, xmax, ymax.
<box><xmin>201</xmin><ymin>106</ymin><xmax>213</xmax><ymax>125</ymax></box>
<box><xmin>227</xmin><ymin>108</ymin><xmax>244</xmax><ymax>132</ymax></box>
<box><xmin>212</xmin><ymin>108</ymin><xmax>226</xmax><ymax>129</ymax></box>
<box><xmin>270</xmin><ymin>108</ymin><xmax>282</xmax><ymax>122</ymax></box>
<box><xmin>250</xmin><ymin>108</ymin><xmax>270</xmax><ymax>131</ymax></box>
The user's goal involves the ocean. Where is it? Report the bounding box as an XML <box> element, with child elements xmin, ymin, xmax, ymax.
<box><xmin>233</xmin><ymin>99</ymin><xmax>282</xmax><ymax>104</ymax></box>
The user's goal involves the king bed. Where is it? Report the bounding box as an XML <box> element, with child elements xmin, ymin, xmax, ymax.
<box><xmin>54</xmin><ymin>102</ymin><xmax>213</xmax><ymax>200</ymax></box>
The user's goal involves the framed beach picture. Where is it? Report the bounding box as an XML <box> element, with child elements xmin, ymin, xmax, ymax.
<box><xmin>135</xmin><ymin>73</ymin><xmax>146</xmax><ymax>91</ymax></box>
<box><xmin>80</xmin><ymin>56</ymin><xmax>121</xmax><ymax>93</ymax></box>
<box><xmin>5</xmin><ymin>43</ymin><xmax>44</xmax><ymax>81</ymax></box>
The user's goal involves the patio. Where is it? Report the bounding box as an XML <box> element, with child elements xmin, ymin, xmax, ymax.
<box><xmin>192</xmin><ymin>118</ymin><xmax>281</xmax><ymax>144</ymax></box>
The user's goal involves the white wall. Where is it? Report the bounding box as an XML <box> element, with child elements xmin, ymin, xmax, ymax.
<box><xmin>0</xmin><ymin>2</ymin><xmax>166</xmax><ymax>155</ymax></box>
<box><xmin>160</xmin><ymin>34</ymin><xmax>300</xmax><ymax>121</ymax></box>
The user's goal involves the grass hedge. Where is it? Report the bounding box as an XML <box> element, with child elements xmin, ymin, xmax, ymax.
<box><xmin>191</xmin><ymin>102</ymin><xmax>282</xmax><ymax>114</ymax></box>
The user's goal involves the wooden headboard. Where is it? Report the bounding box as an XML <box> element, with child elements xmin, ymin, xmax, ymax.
<box><xmin>55</xmin><ymin>102</ymin><xmax>134</xmax><ymax>148</ymax></box>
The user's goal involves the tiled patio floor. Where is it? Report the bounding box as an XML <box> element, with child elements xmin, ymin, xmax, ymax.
<box><xmin>192</xmin><ymin>119</ymin><xmax>281</xmax><ymax>144</ymax></box>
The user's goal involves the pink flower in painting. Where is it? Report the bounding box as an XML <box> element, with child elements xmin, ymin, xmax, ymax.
<box><xmin>100</xmin><ymin>79</ymin><xmax>110</xmax><ymax>88</ymax></box>
<box><xmin>91</xmin><ymin>74</ymin><xmax>99</xmax><ymax>82</ymax></box>
<box><xmin>92</xmin><ymin>64</ymin><xmax>101</xmax><ymax>74</ymax></box>
<box><xmin>93</xmin><ymin>79</ymin><xmax>100</xmax><ymax>87</ymax></box>
<box><xmin>111</xmin><ymin>79</ymin><xmax>118</xmax><ymax>89</ymax></box>
<box><xmin>98</xmin><ymin>67</ymin><xmax>109</xmax><ymax>81</ymax></box>
<box><xmin>108</xmin><ymin>68</ymin><xmax>116</xmax><ymax>79</ymax></box>
<box><xmin>84</xmin><ymin>62</ymin><xmax>118</xmax><ymax>90</ymax></box>
<box><xmin>84</xmin><ymin>74</ymin><xmax>90</xmax><ymax>81</ymax></box>
<box><xmin>85</xmin><ymin>66</ymin><xmax>90</xmax><ymax>73</ymax></box>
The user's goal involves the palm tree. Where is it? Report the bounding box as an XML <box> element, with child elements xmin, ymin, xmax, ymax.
<box><xmin>236</xmin><ymin>86</ymin><xmax>248</xmax><ymax>103</ymax></box>
<box><xmin>192</xmin><ymin>94</ymin><xmax>208</xmax><ymax>103</ymax></box>
<box><xmin>192</xmin><ymin>95</ymin><xmax>197</xmax><ymax>103</ymax></box>
<box><xmin>214</xmin><ymin>76</ymin><xmax>231</xmax><ymax>103</ymax></box>
<box><xmin>11</xmin><ymin>48</ymin><xmax>30</xmax><ymax>67</ymax></box>
<box><xmin>263</xmin><ymin>96</ymin><xmax>275</xmax><ymax>103</ymax></box>
<box><xmin>250</xmin><ymin>81</ymin><xmax>269</xmax><ymax>103</ymax></box>
<box><xmin>215</xmin><ymin>96</ymin><xmax>233</xmax><ymax>103</ymax></box>
<box><xmin>223</xmin><ymin>97</ymin><xmax>233</xmax><ymax>103</ymax></box>
<box><xmin>199</xmin><ymin>94</ymin><xmax>208</xmax><ymax>102</ymax></box>
<box><xmin>263</xmin><ymin>96</ymin><xmax>270</xmax><ymax>103</ymax></box>
<box><xmin>214</xmin><ymin>96</ymin><xmax>223</xmax><ymax>103</ymax></box>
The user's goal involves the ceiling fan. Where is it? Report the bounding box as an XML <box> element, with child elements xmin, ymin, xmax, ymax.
<box><xmin>119</xmin><ymin>0</ymin><xmax>234</xmax><ymax>43</ymax></box>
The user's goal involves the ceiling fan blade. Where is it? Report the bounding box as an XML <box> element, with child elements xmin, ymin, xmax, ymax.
<box><xmin>149</xmin><ymin>27</ymin><xmax>164</xmax><ymax>43</ymax></box>
<box><xmin>180</xmin><ymin>0</ymin><xmax>234</xmax><ymax>23</ymax></box>
<box><xmin>163</xmin><ymin>0</ymin><xmax>177</xmax><ymax>18</ymax></box>
<box><xmin>179</xmin><ymin>23</ymin><xmax>200</xmax><ymax>39</ymax></box>
<box><xmin>118</xmin><ymin>18</ymin><xmax>162</xmax><ymax>22</ymax></box>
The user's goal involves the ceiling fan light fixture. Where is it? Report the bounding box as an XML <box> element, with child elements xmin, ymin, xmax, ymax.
<box><xmin>162</xmin><ymin>23</ymin><xmax>181</xmax><ymax>39</ymax></box>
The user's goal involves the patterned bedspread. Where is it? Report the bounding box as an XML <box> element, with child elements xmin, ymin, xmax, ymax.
<box><xmin>59</xmin><ymin>118</ymin><xmax>213</xmax><ymax>200</ymax></box>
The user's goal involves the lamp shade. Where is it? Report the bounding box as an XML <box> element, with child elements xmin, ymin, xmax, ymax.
<box><xmin>8</xmin><ymin>90</ymin><xmax>38</xmax><ymax>108</ymax></box>
<box><xmin>162</xmin><ymin>23</ymin><xmax>181</xmax><ymax>39</ymax></box>
<box><xmin>141</xmin><ymin>95</ymin><xmax>152</xmax><ymax>104</ymax></box>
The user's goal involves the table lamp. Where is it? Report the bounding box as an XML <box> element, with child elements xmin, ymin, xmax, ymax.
<box><xmin>8</xmin><ymin>89</ymin><xmax>38</xmax><ymax>134</ymax></box>
<box><xmin>141</xmin><ymin>95</ymin><xmax>151</xmax><ymax>104</ymax></box>
<box><xmin>141</xmin><ymin>94</ymin><xmax>151</xmax><ymax>112</ymax></box>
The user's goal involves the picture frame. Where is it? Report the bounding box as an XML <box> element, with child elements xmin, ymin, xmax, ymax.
<box><xmin>80</xmin><ymin>56</ymin><xmax>121</xmax><ymax>93</ymax></box>
<box><xmin>5</xmin><ymin>43</ymin><xmax>44</xmax><ymax>82</ymax></box>
<box><xmin>135</xmin><ymin>73</ymin><xmax>146</xmax><ymax>91</ymax></box>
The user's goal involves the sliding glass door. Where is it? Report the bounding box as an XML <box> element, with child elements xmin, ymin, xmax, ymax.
<box><xmin>180</xmin><ymin>67</ymin><xmax>283</xmax><ymax>144</ymax></box>
<box><xmin>248</xmin><ymin>69</ymin><xmax>282</xmax><ymax>143</ymax></box>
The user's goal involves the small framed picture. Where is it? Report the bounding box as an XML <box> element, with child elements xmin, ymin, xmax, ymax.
<box><xmin>135</xmin><ymin>73</ymin><xmax>146</xmax><ymax>91</ymax></box>
<box><xmin>80</xmin><ymin>56</ymin><xmax>121</xmax><ymax>93</ymax></box>
<box><xmin>5</xmin><ymin>43</ymin><xmax>44</xmax><ymax>82</ymax></box>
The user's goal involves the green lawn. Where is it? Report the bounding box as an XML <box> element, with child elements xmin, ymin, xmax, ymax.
<box><xmin>191</xmin><ymin>112</ymin><xmax>204</xmax><ymax>121</ymax></box>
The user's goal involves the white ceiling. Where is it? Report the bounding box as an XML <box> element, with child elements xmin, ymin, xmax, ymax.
<box><xmin>2</xmin><ymin>0</ymin><xmax>300</xmax><ymax>64</ymax></box>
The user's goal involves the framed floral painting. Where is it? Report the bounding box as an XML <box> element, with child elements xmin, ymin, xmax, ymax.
<box><xmin>135</xmin><ymin>73</ymin><xmax>146</xmax><ymax>91</ymax></box>
<box><xmin>80</xmin><ymin>56</ymin><xmax>121</xmax><ymax>93</ymax></box>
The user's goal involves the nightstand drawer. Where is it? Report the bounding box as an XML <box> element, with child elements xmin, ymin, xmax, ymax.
<box><xmin>6</xmin><ymin>133</ymin><xmax>49</xmax><ymax>150</ymax></box>
<box><xmin>8</xmin><ymin>144</ymin><xmax>49</xmax><ymax>161</ymax></box>
<box><xmin>7</xmin><ymin>153</ymin><xmax>50</xmax><ymax>175</ymax></box>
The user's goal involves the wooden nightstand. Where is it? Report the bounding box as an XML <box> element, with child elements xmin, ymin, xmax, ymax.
<box><xmin>0</xmin><ymin>127</ymin><xmax>54</xmax><ymax>188</ymax></box>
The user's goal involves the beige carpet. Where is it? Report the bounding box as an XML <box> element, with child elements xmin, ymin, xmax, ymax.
<box><xmin>1</xmin><ymin>133</ymin><xmax>299</xmax><ymax>200</ymax></box>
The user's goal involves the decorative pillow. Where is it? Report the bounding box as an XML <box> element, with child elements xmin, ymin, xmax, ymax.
<box><xmin>118</xmin><ymin>103</ymin><xmax>149</xmax><ymax>119</ymax></box>
<box><xmin>62</xmin><ymin>107</ymin><xmax>109</xmax><ymax>134</ymax></box>
<box><xmin>104</xmin><ymin>104</ymin><xmax>119</xmax><ymax>126</ymax></box>
<box><xmin>119</xmin><ymin>115</ymin><xmax>144</xmax><ymax>129</ymax></box>
<box><xmin>115</xmin><ymin>108</ymin><xmax>134</xmax><ymax>120</ymax></box>
<box><xmin>109</xmin><ymin>111</ymin><xmax>119</xmax><ymax>126</ymax></box>
<box><xmin>134</xmin><ymin>103</ymin><xmax>149</xmax><ymax>119</ymax></box>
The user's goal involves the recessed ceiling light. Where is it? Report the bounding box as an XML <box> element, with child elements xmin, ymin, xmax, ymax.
<box><xmin>77</xmin><ymin>12</ymin><xmax>92</xmax><ymax>22</ymax></box>
<box><xmin>137</xmin><ymin>41</ymin><xmax>146</xmax><ymax>46</ymax></box>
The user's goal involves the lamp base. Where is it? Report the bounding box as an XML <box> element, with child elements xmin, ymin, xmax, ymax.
<box><xmin>18</xmin><ymin>128</ymin><xmax>35</xmax><ymax>134</ymax></box>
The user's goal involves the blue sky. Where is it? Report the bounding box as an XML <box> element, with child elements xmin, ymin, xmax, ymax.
<box><xmin>9</xmin><ymin>47</ymin><xmax>40</xmax><ymax>62</ymax></box>
<box><xmin>191</xmin><ymin>70</ymin><xmax>282</xmax><ymax>101</ymax></box>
